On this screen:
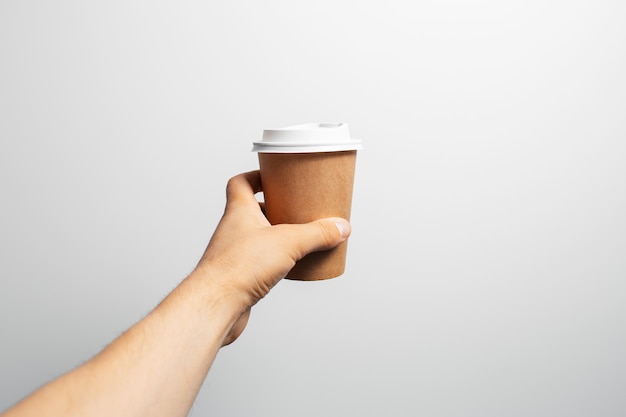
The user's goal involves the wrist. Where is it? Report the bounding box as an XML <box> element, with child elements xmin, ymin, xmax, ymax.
<box><xmin>154</xmin><ymin>267</ymin><xmax>244</xmax><ymax>351</ymax></box>
<box><xmin>182</xmin><ymin>264</ymin><xmax>249</xmax><ymax>324</ymax></box>
<box><xmin>191</xmin><ymin>259</ymin><xmax>260</xmax><ymax>311</ymax></box>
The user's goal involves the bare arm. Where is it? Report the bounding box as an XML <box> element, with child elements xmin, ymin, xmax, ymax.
<box><xmin>1</xmin><ymin>171</ymin><xmax>351</xmax><ymax>417</ymax></box>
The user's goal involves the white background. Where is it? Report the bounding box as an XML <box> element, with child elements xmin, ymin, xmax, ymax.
<box><xmin>1</xmin><ymin>1</ymin><xmax>625</xmax><ymax>415</ymax></box>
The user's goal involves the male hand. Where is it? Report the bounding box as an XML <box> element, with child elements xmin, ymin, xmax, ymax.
<box><xmin>197</xmin><ymin>170</ymin><xmax>351</xmax><ymax>345</ymax></box>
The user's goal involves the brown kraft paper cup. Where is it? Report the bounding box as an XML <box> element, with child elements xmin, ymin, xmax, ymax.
<box><xmin>258</xmin><ymin>150</ymin><xmax>357</xmax><ymax>281</ymax></box>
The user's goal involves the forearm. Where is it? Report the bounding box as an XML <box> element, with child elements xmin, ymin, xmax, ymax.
<box><xmin>2</xmin><ymin>267</ymin><xmax>243</xmax><ymax>417</ymax></box>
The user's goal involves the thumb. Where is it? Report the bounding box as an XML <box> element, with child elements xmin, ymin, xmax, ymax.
<box><xmin>285</xmin><ymin>217</ymin><xmax>351</xmax><ymax>260</ymax></box>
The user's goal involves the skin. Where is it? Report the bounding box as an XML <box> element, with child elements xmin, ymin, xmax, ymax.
<box><xmin>1</xmin><ymin>170</ymin><xmax>351</xmax><ymax>417</ymax></box>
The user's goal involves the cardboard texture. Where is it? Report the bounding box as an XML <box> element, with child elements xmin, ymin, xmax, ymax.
<box><xmin>258</xmin><ymin>151</ymin><xmax>357</xmax><ymax>280</ymax></box>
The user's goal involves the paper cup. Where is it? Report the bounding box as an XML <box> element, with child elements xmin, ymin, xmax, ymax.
<box><xmin>252</xmin><ymin>123</ymin><xmax>362</xmax><ymax>281</ymax></box>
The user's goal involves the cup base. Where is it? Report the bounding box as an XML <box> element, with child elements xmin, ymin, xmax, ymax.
<box><xmin>285</xmin><ymin>243</ymin><xmax>348</xmax><ymax>281</ymax></box>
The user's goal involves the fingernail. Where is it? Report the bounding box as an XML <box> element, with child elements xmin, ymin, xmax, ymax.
<box><xmin>334</xmin><ymin>219</ymin><xmax>351</xmax><ymax>239</ymax></box>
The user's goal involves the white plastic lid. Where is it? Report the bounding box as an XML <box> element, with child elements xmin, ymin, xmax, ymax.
<box><xmin>252</xmin><ymin>122</ymin><xmax>363</xmax><ymax>153</ymax></box>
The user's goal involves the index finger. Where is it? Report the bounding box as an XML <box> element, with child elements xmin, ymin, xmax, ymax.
<box><xmin>225</xmin><ymin>170</ymin><xmax>263</xmax><ymax>208</ymax></box>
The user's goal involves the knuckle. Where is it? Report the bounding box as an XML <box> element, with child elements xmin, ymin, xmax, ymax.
<box><xmin>318</xmin><ymin>222</ymin><xmax>337</xmax><ymax>247</ymax></box>
<box><xmin>225</xmin><ymin>176</ymin><xmax>238</xmax><ymax>197</ymax></box>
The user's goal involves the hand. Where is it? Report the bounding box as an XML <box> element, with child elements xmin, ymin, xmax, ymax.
<box><xmin>196</xmin><ymin>170</ymin><xmax>351</xmax><ymax>345</ymax></box>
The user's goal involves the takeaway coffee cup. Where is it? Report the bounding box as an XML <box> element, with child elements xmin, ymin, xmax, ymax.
<box><xmin>252</xmin><ymin>122</ymin><xmax>362</xmax><ymax>281</ymax></box>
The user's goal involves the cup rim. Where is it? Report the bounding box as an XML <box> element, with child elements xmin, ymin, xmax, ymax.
<box><xmin>252</xmin><ymin>139</ymin><xmax>362</xmax><ymax>153</ymax></box>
